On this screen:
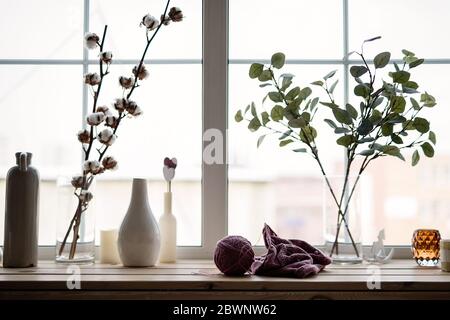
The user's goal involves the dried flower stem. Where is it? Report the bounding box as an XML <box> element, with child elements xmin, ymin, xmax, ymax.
<box><xmin>59</xmin><ymin>0</ymin><xmax>173</xmax><ymax>260</ymax></box>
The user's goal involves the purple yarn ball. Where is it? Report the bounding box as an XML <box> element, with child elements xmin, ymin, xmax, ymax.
<box><xmin>214</xmin><ymin>235</ymin><xmax>255</xmax><ymax>276</ymax></box>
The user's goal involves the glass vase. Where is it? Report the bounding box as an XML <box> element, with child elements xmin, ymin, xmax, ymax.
<box><xmin>323</xmin><ymin>176</ymin><xmax>363</xmax><ymax>264</ymax></box>
<box><xmin>55</xmin><ymin>176</ymin><xmax>95</xmax><ymax>264</ymax></box>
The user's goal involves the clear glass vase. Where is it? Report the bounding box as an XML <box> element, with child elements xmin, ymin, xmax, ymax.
<box><xmin>323</xmin><ymin>175</ymin><xmax>363</xmax><ymax>264</ymax></box>
<box><xmin>56</xmin><ymin>176</ymin><xmax>95</xmax><ymax>264</ymax></box>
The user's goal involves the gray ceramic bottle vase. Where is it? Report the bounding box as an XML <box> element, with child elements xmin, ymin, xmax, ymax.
<box><xmin>118</xmin><ymin>178</ymin><xmax>160</xmax><ymax>267</ymax></box>
<box><xmin>3</xmin><ymin>152</ymin><xmax>39</xmax><ymax>268</ymax></box>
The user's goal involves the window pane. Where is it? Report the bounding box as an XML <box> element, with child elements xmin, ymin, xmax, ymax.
<box><xmin>89</xmin><ymin>0</ymin><xmax>201</xmax><ymax>59</ymax></box>
<box><xmin>88</xmin><ymin>64</ymin><xmax>202</xmax><ymax>246</ymax></box>
<box><xmin>229</xmin><ymin>0</ymin><xmax>343</xmax><ymax>59</ymax></box>
<box><xmin>228</xmin><ymin>64</ymin><xmax>344</xmax><ymax>245</ymax></box>
<box><xmin>359</xmin><ymin>65</ymin><xmax>450</xmax><ymax>244</ymax></box>
<box><xmin>0</xmin><ymin>0</ymin><xmax>83</xmax><ymax>59</ymax></box>
<box><xmin>0</xmin><ymin>65</ymin><xmax>82</xmax><ymax>245</ymax></box>
<box><xmin>349</xmin><ymin>0</ymin><xmax>450</xmax><ymax>59</ymax></box>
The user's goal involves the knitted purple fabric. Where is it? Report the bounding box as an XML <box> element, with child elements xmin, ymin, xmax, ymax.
<box><xmin>251</xmin><ymin>224</ymin><xmax>332</xmax><ymax>278</ymax></box>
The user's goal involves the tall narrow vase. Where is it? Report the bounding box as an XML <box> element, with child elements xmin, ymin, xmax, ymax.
<box><xmin>3</xmin><ymin>152</ymin><xmax>39</xmax><ymax>268</ymax></box>
<box><xmin>323</xmin><ymin>176</ymin><xmax>363</xmax><ymax>264</ymax></box>
<box><xmin>118</xmin><ymin>178</ymin><xmax>160</xmax><ymax>267</ymax></box>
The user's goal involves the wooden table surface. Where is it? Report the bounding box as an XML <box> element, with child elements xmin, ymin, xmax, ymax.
<box><xmin>1</xmin><ymin>259</ymin><xmax>449</xmax><ymax>300</ymax></box>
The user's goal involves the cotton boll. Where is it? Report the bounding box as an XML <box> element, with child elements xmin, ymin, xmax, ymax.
<box><xmin>141</xmin><ymin>14</ymin><xmax>159</xmax><ymax>30</ymax></box>
<box><xmin>77</xmin><ymin>129</ymin><xmax>90</xmax><ymax>144</ymax></box>
<box><xmin>71</xmin><ymin>175</ymin><xmax>84</xmax><ymax>188</ymax></box>
<box><xmin>168</xmin><ymin>7</ymin><xmax>183</xmax><ymax>22</ymax></box>
<box><xmin>84</xmin><ymin>72</ymin><xmax>101</xmax><ymax>86</ymax></box>
<box><xmin>132</xmin><ymin>64</ymin><xmax>149</xmax><ymax>80</ymax></box>
<box><xmin>98</xmin><ymin>129</ymin><xmax>116</xmax><ymax>146</ymax></box>
<box><xmin>86</xmin><ymin>112</ymin><xmax>106</xmax><ymax>126</ymax></box>
<box><xmin>105</xmin><ymin>115</ymin><xmax>119</xmax><ymax>128</ymax></box>
<box><xmin>100</xmin><ymin>51</ymin><xmax>113</xmax><ymax>64</ymax></box>
<box><xmin>119</xmin><ymin>76</ymin><xmax>135</xmax><ymax>89</ymax></box>
<box><xmin>84</xmin><ymin>32</ymin><xmax>100</xmax><ymax>49</ymax></box>
<box><xmin>113</xmin><ymin>98</ymin><xmax>128</xmax><ymax>112</ymax></box>
<box><xmin>102</xmin><ymin>156</ymin><xmax>118</xmax><ymax>170</ymax></box>
<box><xmin>83</xmin><ymin>160</ymin><xmax>101</xmax><ymax>174</ymax></box>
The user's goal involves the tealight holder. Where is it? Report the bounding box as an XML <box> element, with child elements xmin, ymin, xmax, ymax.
<box><xmin>412</xmin><ymin>229</ymin><xmax>441</xmax><ymax>266</ymax></box>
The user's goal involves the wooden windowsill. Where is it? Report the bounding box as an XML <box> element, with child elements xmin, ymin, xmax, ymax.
<box><xmin>0</xmin><ymin>259</ymin><xmax>449</xmax><ymax>299</ymax></box>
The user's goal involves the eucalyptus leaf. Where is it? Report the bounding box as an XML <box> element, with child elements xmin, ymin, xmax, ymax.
<box><xmin>293</xmin><ymin>148</ymin><xmax>307</xmax><ymax>153</ymax></box>
<box><xmin>374</xmin><ymin>52</ymin><xmax>391</xmax><ymax>69</ymax></box>
<box><xmin>249</xmin><ymin>63</ymin><xmax>264</xmax><ymax>79</ymax></box>
<box><xmin>402</xmin><ymin>49</ymin><xmax>415</xmax><ymax>57</ymax></box>
<box><xmin>346</xmin><ymin>103</ymin><xmax>358</xmax><ymax>119</ymax></box>
<box><xmin>429</xmin><ymin>131</ymin><xmax>436</xmax><ymax>145</ymax></box>
<box><xmin>336</xmin><ymin>135</ymin><xmax>355</xmax><ymax>147</ymax></box>
<box><xmin>391</xmin><ymin>96</ymin><xmax>406</xmax><ymax>113</ymax></box>
<box><xmin>248</xmin><ymin>117</ymin><xmax>261</xmax><ymax>132</ymax></box>
<box><xmin>270</xmin><ymin>105</ymin><xmax>284</xmax><ymax>121</ymax></box>
<box><xmin>271</xmin><ymin>52</ymin><xmax>286</xmax><ymax>69</ymax></box>
<box><xmin>412</xmin><ymin>150</ymin><xmax>420</xmax><ymax>166</ymax></box>
<box><xmin>311</xmin><ymin>80</ymin><xmax>324</xmax><ymax>86</ymax></box>
<box><xmin>285</xmin><ymin>87</ymin><xmax>300</xmax><ymax>101</ymax></box>
<box><xmin>333</xmin><ymin>108</ymin><xmax>353</xmax><ymax>125</ymax></box>
<box><xmin>234</xmin><ymin>110</ymin><xmax>243</xmax><ymax>122</ymax></box>
<box><xmin>382</xmin><ymin>145</ymin><xmax>405</xmax><ymax>161</ymax></box>
<box><xmin>382</xmin><ymin>123</ymin><xmax>394</xmax><ymax>136</ymax></box>
<box><xmin>257</xmin><ymin>135</ymin><xmax>266</xmax><ymax>148</ymax></box>
<box><xmin>300</xmin><ymin>126</ymin><xmax>317</xmax><ymax>143</ymax></box>
<box><xmin>413</xmin><ymin>117</ymin><xmax>430</xmax><ymax>133</ymax></box>
<box><xmin>357</xmin><ymin>119</ymin><xmax>373</xmax><ymax>136</ymax></box>
<box><xmin>324</xmin><ymin>118</ymin><xmax>338</xmax><ymax>129</ymax></box>
<box><xmin>372</xmin><ymin>97</ymin><xmax>384</xmax><ymax>108</ymax></box>
<box><xmin>391</xmin><ymin>71</ymin><xmax>410</xmax><ymax>84</ymax></box>
<box><xmin>258</xmin><ymin>69</ymin><xmax>272</xmax><ymax>82</ymax></box>
<box><xmin>409</xmin><ymin>58</ymin><xmax>424</xmax><ymax>68</ymax></box>
<box><xmin>323</xmin><ymin>69</ymin><xmax>337</xmax><ymax>80</ymax></box>
<box><xmin>288</xmin><ymin>117</ymin><xmax>307</xmax><ymax>128</ymax></box>
<box><xmin>251</xmin><ymin>102</ymin><xmax>257</xmax><ymax>116</ymax></box>
<box><xmin>350</xmin><ymin>66</ymin><xmax>368</xmax><ymax>78</ymax></box>
<box><xmin>310</xmin><ymin>97</ymin><xmax>319</xmax><ymax>109</ymax></box>
<box><xmin>261</xmin><ymin>111</ymin><xmax>270</xmax><ymax>125</ymax></box>
<box><xmin>391</xmin><ymin>134</ymin><xmax>403</xmax><ymax>144</ymax></box>
<box><xmin>268</xmin><ymin>91</ymin><xmax>283</xmax><ymax>103</ymax></box>
<box><xmin>410</xmin><ymin>97</ymin><xmax>420</xmax><ymax>110</ymax></box>
<box><xmin>334</xmin><ymin>127</ymin><xmax>350</xmax><ymax>134</ymax></box>
<box><xmin>279</xmin><ymin>130</ymin><xmax>292</xmax><ymax>140</ymax></box>
<box><xmin>359</xmin><ymin>149</ymin><xmax>375</xmax><ymax>156</ymax></box>
<box><xmin>299</xmin><ymin>87</ymin><xmax>312</xmax><ymax>99</ymax></box>
<box><xmin>279</xmin><ymin>139</ymin><xmax>293</xmax><ymax>147</ymax></box>
<box><xmin>421</xmin><ymin>142</ymin><xmax>434</xmax><ymax>157</ymax></box>
<box><xmin>329</xmin><ymin>80</ymin><xmax>339</xmax><ymax>94</ymax></box>
<box><xmin>354</xmin><ymin>84</ymin><xmax>371</xmax><ymax>97</ymax></box>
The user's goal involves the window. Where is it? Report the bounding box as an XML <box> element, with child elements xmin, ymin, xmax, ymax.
<box><xmin>228</xmin><ymin>0</ymin><xmax>450</xmax><ymax>245</ymax></box>
<box><xmin>1</xmin><ymin>0</ymin><xmax>449</xmax><ymax>256</ymax></box>
<box><xmin>0</xmin><ymin>0</ymin><xmax>202</xmax><ymax>247</ymax></box>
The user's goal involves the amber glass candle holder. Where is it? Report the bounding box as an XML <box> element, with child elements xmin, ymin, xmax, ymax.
<box><xmin>412</xmin><ymin>229</ymin><xmax>441</xmax><ymax>266</ymax></box>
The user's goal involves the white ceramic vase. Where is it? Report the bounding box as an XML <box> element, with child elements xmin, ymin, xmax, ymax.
<box><xmin>118</xmin><ymin>178</ymin><xmax>160</xmax><ymax>267</ymax></box>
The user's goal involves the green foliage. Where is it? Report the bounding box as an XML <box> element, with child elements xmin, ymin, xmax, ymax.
<box><xmin>235</xmin><ymin>42</ymin><xmax>437</xmax><ymax>176</ymax></box>
<box><xmin>271</xmin><ymin>52</ymin><xmax>285</xmax><ymax>69</ymax></box>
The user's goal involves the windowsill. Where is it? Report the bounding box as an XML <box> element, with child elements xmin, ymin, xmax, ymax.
<box><xmin>0</xmin><ymin>259</ymin><xmax>449</xmax><ymax>299</ymax></box>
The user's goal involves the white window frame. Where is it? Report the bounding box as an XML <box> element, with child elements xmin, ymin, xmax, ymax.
<box><xmin>2</xmin><ymin>0</ymin><xmax>450</xmax><ymax>260</ymax></box>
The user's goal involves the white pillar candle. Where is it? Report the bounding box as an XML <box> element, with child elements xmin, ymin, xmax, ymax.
<box><xmin>100</xmin><ymin>229</ymin><xmax>121</xmax><ymax>264</ymax></box>
<box><xmin>441</xmin><ymin>239</ymin><xmax>450</xmax><ymax>272</ymax></box>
